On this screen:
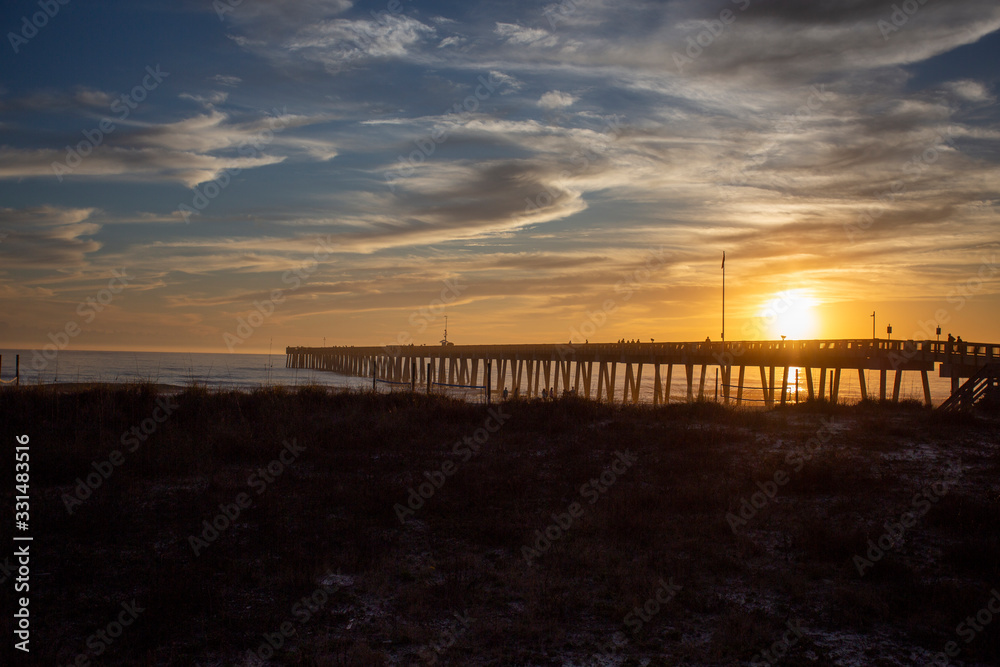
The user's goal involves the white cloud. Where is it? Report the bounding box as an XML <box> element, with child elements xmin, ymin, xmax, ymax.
<box><xmin>288</xmin><ymin>15</ymin><xmax>436</xmax><ymax>68</ymax></box>
<box><xmin>944</xmin><ymin>80</ymin><xmax>994</xmax><ymax>103</ymax></box>
<box><xmin>74</xmin><ymin>88</ymin><xmax>114</xmax><ymax>107</ymax></box>
<box><xmin>538</xmin><ymin>90</ymin><xmax>577</xmax><ymax>109</ymax></box>
<box><xmin>489</xmin><ymin>70</ymin><xmax>523</xmax><ymax>93</ymax></box>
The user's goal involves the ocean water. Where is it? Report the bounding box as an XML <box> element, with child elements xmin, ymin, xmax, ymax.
<box><xmin>0</xmin><ymin>349</ymin><xmax>371</xmax><ymax>392</ymax></box>
<box><xmin>0</xmin><ymin>348</ymin><xmax>958</xmax><ymax>405</ymax></box>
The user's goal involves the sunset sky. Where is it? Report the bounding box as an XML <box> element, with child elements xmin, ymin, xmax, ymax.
<box><xmin>1</xmin><ymin>0</ymin><xmax>998</xmax><ymax>354</ymax></box>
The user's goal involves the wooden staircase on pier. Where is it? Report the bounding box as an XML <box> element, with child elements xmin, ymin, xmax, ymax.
<box><xmin>938</xmin><ymin>364</ymin><xmax>1000</xmax><ymax>413</ymax></box>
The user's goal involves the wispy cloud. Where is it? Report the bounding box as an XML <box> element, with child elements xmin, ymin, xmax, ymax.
<box><xmin>208</xmin><ymin>74</ymin><xmax>242</xmax><ymax>88</ymax></box>
<box><xmin>0</xmin><ymin>206</ymin><xmax>101</xmax><ymax>269</ymax></box>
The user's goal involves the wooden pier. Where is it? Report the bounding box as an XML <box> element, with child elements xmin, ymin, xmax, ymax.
<box><xmin>286</xmin><ymin>339</ymin><xmax>1000</xmax><ymax>407</ymax></box>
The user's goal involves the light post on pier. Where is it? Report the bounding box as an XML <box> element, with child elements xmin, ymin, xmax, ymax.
<box><xmin>721</xmin><ymin>251</ymin><xmax>728</xmax><ymax>403</ymax></box>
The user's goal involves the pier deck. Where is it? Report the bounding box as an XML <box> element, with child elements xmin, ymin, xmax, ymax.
<box><xmin>286</xmin><ymin>339</ymin><xmax>1000</xmax><ymax>407</ymax></box>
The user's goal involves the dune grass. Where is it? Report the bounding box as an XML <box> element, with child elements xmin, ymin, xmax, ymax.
<box><xmin>1</xmin><ymin>385</ymin><xmax>998</xmax><ymax>665</ymax></box>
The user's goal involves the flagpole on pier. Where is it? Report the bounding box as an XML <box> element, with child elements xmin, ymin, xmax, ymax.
<box><xmin>721</xmin><ymin>251</ymin><xmax>726</xmax><ymax>343</ymax></box>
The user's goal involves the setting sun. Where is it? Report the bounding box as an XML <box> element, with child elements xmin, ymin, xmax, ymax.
<box><xmin>760</xmin><ymin>290</ymin><xmax>820</xmax><ymax>340</ymax></box>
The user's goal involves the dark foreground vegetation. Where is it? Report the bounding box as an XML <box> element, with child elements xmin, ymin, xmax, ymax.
<box><xmin>1</xmin><ymin>384</ymin><xmax>999</xmax><ymax>666</ymax></box>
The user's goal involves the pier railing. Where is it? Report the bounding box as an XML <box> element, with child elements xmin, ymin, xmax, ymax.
<box><xmin>286</xmin><ymin>339</ymin><xmax>1000</xmax><ymax>407</ymax></box>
